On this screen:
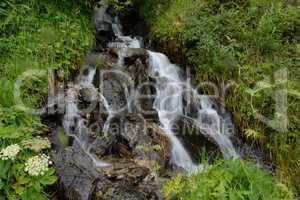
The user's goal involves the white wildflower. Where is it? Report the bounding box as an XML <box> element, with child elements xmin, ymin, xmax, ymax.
<box><xmin>24</xmin><ymin>154</ymin><xmax>52</xmax><ymax>176</ymax></box>
<box><xmin>0</xmin><ymin>144</ymin><xmax>21</xmax><ymax>160</ymax></box>
<box><xmin>21</xmin><ymin>137</ymin><xmax>51</xmax><ymax>152</ymax></box>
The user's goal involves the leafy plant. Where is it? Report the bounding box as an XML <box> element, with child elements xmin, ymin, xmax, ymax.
<box><xmin>0</xmin><ymin>106</ymin><xmax>57</xmax><ymax>199</ymax></box>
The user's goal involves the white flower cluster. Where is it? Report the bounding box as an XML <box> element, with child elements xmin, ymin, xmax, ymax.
<box><xmin>0</xmin><ymin>144</ymin><xmax>21</xmax><ymax>160</ymax></box>
<box><xmin>24</xmin><ymin>154</ymin><xmax>52</xmax><ymax>176</ymax></box>
<box><xmin>21</xmin><ymin>137</ymin><xmax>51</xmax><ymax>152</ymax></box>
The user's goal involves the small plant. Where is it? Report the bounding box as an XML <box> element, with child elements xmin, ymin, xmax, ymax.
<box><xmin>107</xmin><ymin>0</ymin><xmax>133</xmax><ymax>12</ymax></box>
<box><xmin>0</xmin><ymin>142</ymin><xmax>57</xmax><ymax>199</ymax></box>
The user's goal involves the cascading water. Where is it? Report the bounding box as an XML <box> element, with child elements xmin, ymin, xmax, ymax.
<box><xmin>109</xmin><ymin>17</ymin><xmax>142</xmax><ymax>65</ymax></box>
<box><xmin>148</xmin><ymin>51</ymin><xmax>238</xmax><ymax>171</ymax></box>
<box><xmin>63</xmin><ymin>68</ymin><xmax>111</xmax><ymax>167</ymax></box>
<box><xmin>148</xmin><ymin>51</ymin><xmax>198</xmax><ymax>171</ymax></box>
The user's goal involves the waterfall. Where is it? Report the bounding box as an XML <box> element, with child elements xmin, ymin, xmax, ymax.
<box><xmin>78</xmin><ymin>67</ymin><xmax>96</xmax><ymax>86</ymax></box>
<box><xmin>62</xmin><ymin>13</ymin><xmax>238</xmax><ymax>171</ymax></box>
<box><xmin>109</xmin><ymin>17</ymin><xmax>142</xmax><ymax>65</ymax></box>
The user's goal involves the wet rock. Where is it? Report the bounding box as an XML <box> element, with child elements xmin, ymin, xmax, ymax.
<box><xmin>96</xmin><ymin>49</ymin><xmax>156</xmax><ymax>118</ymax></box>
<box><xmin>52</xmin><ymin>147</ymin><xmax>102</xmax><ymax>200</ymax></box>
<box><xmin>175</xmin><ymin>116</ymin><xmax>222</xmax><ymax>163</ymax></box>
<box><xmin>105</xmin><ymin>159</ymin><xmax>150</xmax><ymax>183</ymax></box>
<box><xmin>101</xmin><ymin>78</ymin><xmax>129</xmax><ymax>113</ymax></box>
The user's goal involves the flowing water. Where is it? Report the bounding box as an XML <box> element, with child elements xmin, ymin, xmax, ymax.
<box><xmin>62</xmin><ymin>15</ymin><xmax>238</xmax><ymax>171</ymax></box>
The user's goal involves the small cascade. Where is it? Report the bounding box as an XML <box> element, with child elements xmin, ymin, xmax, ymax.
<box><xmin>48</xmin><ymin>6</ymin><xmax>246</xmax><ymax>199</ymax></box>
<box><xmin>100</xmin><ymin>93</ymin><xmax>114</xmax><ymax>134</ymax></box>
<box><xmin>148</xmin><ymin>51</ymin><xmax>238</xmax><ymax>171</ymax></box>
<box><xmin>77</xmin><ymin>67</ymin><xmax>97</xmax><ymax>86</ymax></box>
<box><xmin>63</xmin><ymin>68</ymin><xmax>111</xmax><ymax>167</ymax></box>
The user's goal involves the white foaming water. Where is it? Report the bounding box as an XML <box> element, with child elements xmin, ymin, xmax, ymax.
<box><xmin>148</xmin><ymin>51</ymin><xmax>238</xmax><ymax>171</ymax></box>
<box><xmin>100</xmin><ymin>93</ymin><xmax>114</xmax><ymax>134</ymax></box>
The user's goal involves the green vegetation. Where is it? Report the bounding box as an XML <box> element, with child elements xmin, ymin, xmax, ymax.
<box><xmin>0</xmin><ymin>0</ymin><xmax>95</xmax><ymax>199</ymax></box>
<box><xmin>134</xmin><ymin>0</ymin><xmax>300</xmax><ymax>194</ymax></box>
<box><xmin>163</xmin><ymin>159</ymin><xmax>295</xmax><ymax>200</ymax></box>
<box><xmin>0</xmin><ymin>0</ymin><xmax>94</xmax><ymax>108</ymax></box>
<box><xmin>0</xmin><ymin>107</ymin><xmax>57</xmax><ymax>199</ymax></box>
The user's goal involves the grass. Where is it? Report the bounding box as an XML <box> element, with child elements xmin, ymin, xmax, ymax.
<box><xmin>163</xmin><ymin>159</ymin><xmax>296</xmax><ymax>200</ymax></box>
<box><xmin>0</xmin><ymin>0</ymin><xmax>95</xmax><ymax>199</ymax></box>
<box><xmin>135</xmin><ymin>0</ymin><xmax>300</xmax><ymax>194</ymax></box>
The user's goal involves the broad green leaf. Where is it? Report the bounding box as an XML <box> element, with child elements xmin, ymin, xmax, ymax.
<box><xmin>39</xmin><ymin>175</ymin><xmax>57</xmax><ymax>186</ymax></box>
<box><xmin>16</xmin><ymin>176</ymin><xmax>31</xmax><ymax>185</ymax></box>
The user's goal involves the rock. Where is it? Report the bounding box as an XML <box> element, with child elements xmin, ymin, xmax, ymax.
<box><xmin>101</xmin><ymin>78</ymin><xmax>129</xmax><ymax>114</ymax></box>
<box><xmin>105</xmin><ymin>159</ymin><xmax>150</xmax><ymax>183</ymax></box>
<box><xmin>51</xmin><ymin>146</ymin><xmax>164</xmax><ymax>200</ymax></box>
<box><xmin>107</xmin><ymin>114</ymin><xmax>171</xmax><ymax>172</ymax></box>
<box><xmin>78</xmin><ymin>85</ymin><xmax>99</xmax><ymax>114</ymax></box>
<box><xmin>52</xmin><ymin>147</ymin><xmax>103</xmax><ymax>200</ymax></box>
<box><xmin>109</xmin><ymin>48</ymin><xmax>148</xmax><ymax>65</ymax></box>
